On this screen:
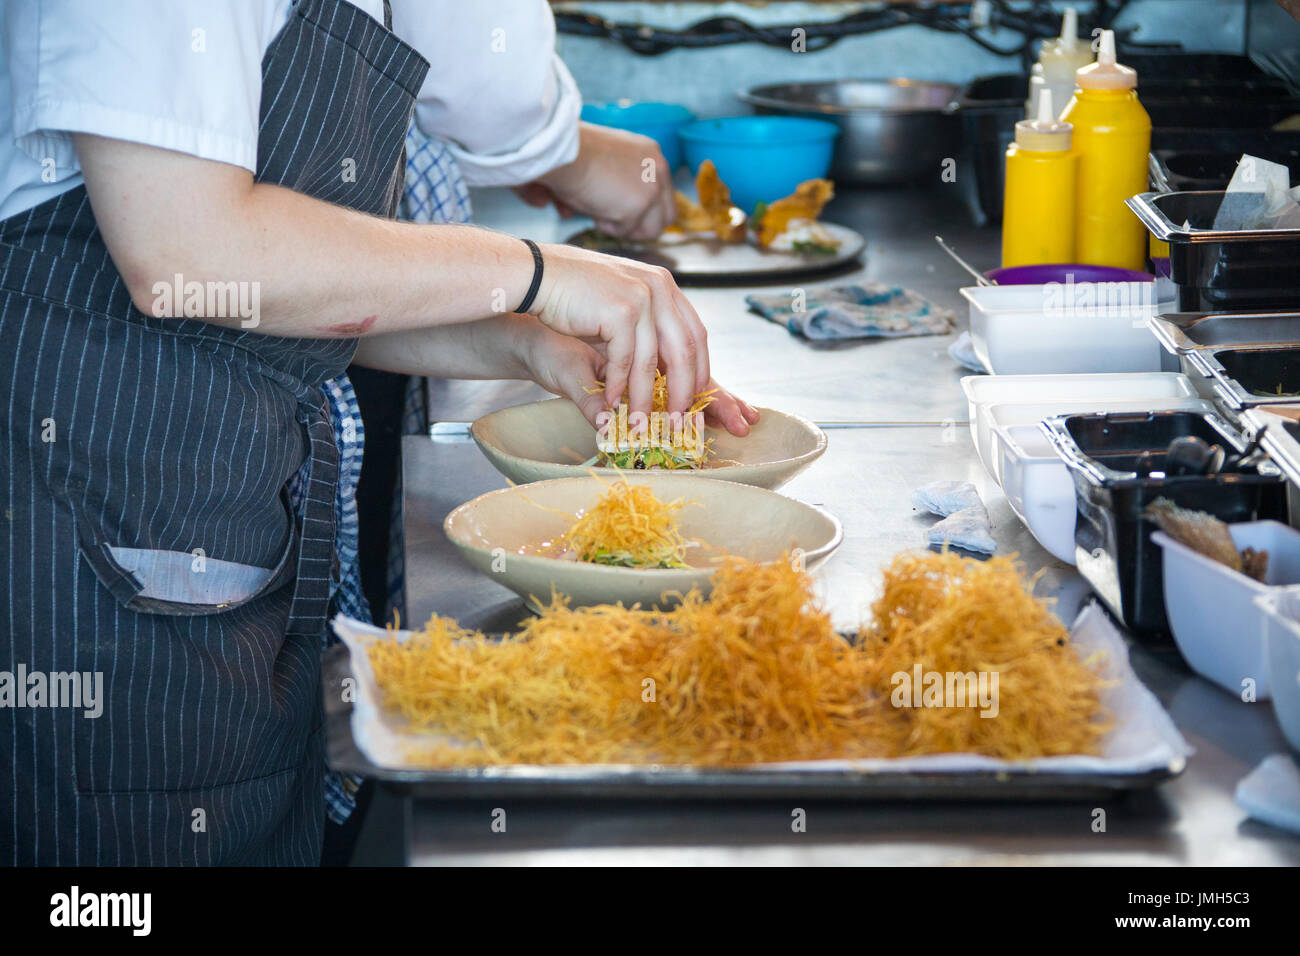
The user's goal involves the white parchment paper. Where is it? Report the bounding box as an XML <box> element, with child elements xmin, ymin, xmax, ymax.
<box><xmin>331</xmin><ymin>602</ymin><xmax>1192</xmax><ymax>777</ymax></box>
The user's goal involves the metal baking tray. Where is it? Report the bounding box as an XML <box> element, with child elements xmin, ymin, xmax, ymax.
<box><xmin>1187</xmin><ymin>344</ymin><xmax>1300</xmax><ymax>411</ymax></box>
<box><xmin>322</xmin><ymin>635</ymin><xmax>1186</xmax><ymax>802</ymax></box>
<box><xmin>1150</xmin><ymin>311</ymin><xmax>1300</xmax><ymax>353</ymax></box>
<box><xmin>1244</xmin><ymin>404</ymin><xmax>1300</xmax><ymax>476</ymax></box>
<box><xmin>1128</xmin><ymin>191</ymin><xmax>1300</xmax><ymax>244</ymax></box>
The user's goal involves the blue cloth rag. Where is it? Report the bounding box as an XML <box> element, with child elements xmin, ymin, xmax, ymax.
<box><xmin>746</xmin><ymin>282</ymin><xmax>955</xmax><ymax>340</ymax></box>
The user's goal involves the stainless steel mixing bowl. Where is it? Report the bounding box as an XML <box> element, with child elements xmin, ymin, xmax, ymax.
<box><xmin>738</xmin><ymin>79</ymin><xmax>962</xmax><ymax>185</ymax></box>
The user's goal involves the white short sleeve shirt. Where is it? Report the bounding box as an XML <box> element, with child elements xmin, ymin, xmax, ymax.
<box><xmin>0</xmin><ymin>0</ymin><xmax>579</xmax><ymax>219</ymax></box>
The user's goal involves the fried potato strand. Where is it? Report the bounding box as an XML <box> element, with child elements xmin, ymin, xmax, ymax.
<box><xmin>364</xmin><ymin>551</ymin><xmax>1110</xmax><ymax>767</ymax></box>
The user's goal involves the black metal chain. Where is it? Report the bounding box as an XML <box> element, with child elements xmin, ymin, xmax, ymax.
<box><xmin>554</xmin><ymin>0</ymin><xmax>1156</xmax><ymax>67</ymax></box>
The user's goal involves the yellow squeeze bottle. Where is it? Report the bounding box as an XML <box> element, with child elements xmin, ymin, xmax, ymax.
<box><xmin>1002</xmin><ymin>90</ymin><xmax>1077</xmax><ymax>267</ymax></box>
<box><xmin>1060</xmin><ymin>30</ymin><xmax>1151</xmax><ymax>270</ymax></box>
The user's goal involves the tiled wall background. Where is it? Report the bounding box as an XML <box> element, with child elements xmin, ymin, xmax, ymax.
<box><xmin>553</xmin><ymin>1</ymin><xmax>1280</xmax><ymax>114</ymax></box>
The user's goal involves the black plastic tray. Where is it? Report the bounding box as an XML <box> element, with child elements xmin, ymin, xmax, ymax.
<box><xmin>1128</xmin><ymin>191</ymin><xmax>1300</xmax><ymax>312</ymax></box>
<box><xmin>1044</xmin><ymin>410</ymin><xmax>1288</xmax><ymax>640</ymax></box>
<box><xmin>1153</xmin><ymin>143</ymin><xmax>1300</xmax><ymax>191</ymax></box>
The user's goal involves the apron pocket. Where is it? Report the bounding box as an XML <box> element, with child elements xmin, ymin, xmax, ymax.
<box><xmin>66</xmin><ymin>492</ymin><xmax>297</xmax><ymax>616</ymax></box>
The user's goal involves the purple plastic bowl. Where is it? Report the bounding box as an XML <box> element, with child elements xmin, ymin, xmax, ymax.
<box><xmin>985</xmin><ymin>264</ymin><xmax>1155</xmax><ymax>284</ymax></box>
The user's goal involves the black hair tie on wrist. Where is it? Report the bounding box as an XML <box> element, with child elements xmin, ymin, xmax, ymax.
<box><xmin>515</xmin><ymin>238</ymin><xmax>544</xmax><ymax>315</ymax></box>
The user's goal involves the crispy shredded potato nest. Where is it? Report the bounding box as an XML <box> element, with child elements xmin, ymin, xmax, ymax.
<box><xmin>363</xmin><ymin>550</ymin><xmax>1112</xmax><ymax>767</ymax></box>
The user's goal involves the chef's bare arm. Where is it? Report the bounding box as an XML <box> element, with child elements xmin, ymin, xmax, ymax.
<box><xmin>73</xmin><ymin>134</ymin><xmax>711</xmax><ymax>416</ymax></box>
<box><xmin>353</xmin><ymin>317</ymin><xmax>537</xmax><ymax>379</ymax></box>
<box><xmin>352</xmin><ymin>318</ymin><xmax>758</xmax><ymax>436</ymax></box>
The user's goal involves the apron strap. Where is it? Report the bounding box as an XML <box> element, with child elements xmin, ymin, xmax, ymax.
<box><xmin>286</xmin><ymin>393</ymin><xmax>340</xmax><ymax>637</ymax></box>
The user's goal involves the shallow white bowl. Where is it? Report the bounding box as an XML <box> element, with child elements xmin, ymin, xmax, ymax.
<box><xmin>471</xmin><ymin>398</ymin><xmax>826</xmax><ymax>489</ymax></box>
<box><xmin>443</xmin><ymin>473</ymin><xmax>842</xmax><ymax>610</ymax></box>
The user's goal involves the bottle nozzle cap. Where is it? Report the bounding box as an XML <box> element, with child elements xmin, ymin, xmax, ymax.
<box><xmin>1098</xmin><ymin>28</ymin><xmax>1115</xmax><ymax>64</ymax></box>
<box><xmin>1075</xmin><ymin>29</ymin><xmax>1138</xmax><ymax>89</ymax></box>
<box><xmin>1036</xmin><ymin>89</ymin><xmax>1056</xmax><ymax>125</ymax></box>
<box><xmin>1060</xmin><ymin>7</ymin><xmax>1078</xmax><ymax>49</ymax></box>
<box><xmin>1014</xmin><ymin>89</ymin><xmax>1073</xmax><ymax>150</ymax></box>
<box><xmin>1037</xmin><ymin>5</ymin><xmax>1093</xmax><ymax>75</ymax></box>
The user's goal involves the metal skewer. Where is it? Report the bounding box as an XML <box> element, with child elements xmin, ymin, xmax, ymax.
<box><xmin>934</xmin><ymin>235</ymin><xmax>994</xmax><ymax>286</ymax></box>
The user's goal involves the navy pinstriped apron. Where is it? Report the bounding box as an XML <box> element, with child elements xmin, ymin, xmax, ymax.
<box><xmin>0</xmin><ymin>0</ymin><xmax>427</xmax><ymax>865</ymax></box>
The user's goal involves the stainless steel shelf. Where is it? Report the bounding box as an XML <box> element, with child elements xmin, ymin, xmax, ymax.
<box><xmin>387</xmin><ymin>183</ymin><xmax>1300</xmax><ymax>866</ymax></box>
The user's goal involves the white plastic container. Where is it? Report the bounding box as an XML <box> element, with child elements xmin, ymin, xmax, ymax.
<box><xmin>985</xmin><ymin>397</ymin><xmax>1214</xmax><ymax>480</ymax></box>
<box><xmin>961</xmin><ymin>282</ymin><xmax>1161</xmax><ymax>375</ymax></box>
<box><xmin>961</xmin><ymin>372</ymin><xmax>1197</xmax><ymax>474</ymax></box>
<box><xmin>1154</xmin><ymin>521</ymin><xmax>1300</xmax><ymax>700</ymax></box>
<box><xmin>1254</xmin><ymin>590</ymin><xmax>1300</xmax><ymax>751</ymax></box>
<box><xmin>993</xmin><ymin>423</ymin><xmax>1077</xmax><ymax>564</ymax></box>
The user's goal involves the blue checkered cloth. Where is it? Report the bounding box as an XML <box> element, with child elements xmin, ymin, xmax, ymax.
<box><xmin>288</xmin><ymin>377</ymin><xmax>368</xmax><ymax>824</ymax></box>
<box><xmin>306</xmin><ymin>123</ymin><xmax>472</xmax><ymax>825</ymax></box>
<box><xmin>402</xmin><ymin>124</ymin><xmax>472</xmax><ymax>224</ymax></box>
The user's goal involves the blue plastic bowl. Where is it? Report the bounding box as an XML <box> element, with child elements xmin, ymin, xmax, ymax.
<box><xmin>678</xmin><ymin>116</ymin><xmax>839</xmax><ymax>214</ymax></box>
<box><xmin>580</xmin><ymin>101</ymin><xmax>696</xmax><ymax>170</ymax></box>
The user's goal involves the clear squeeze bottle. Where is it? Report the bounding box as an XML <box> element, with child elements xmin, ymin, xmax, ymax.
<box><xmin>1025</xmin><ymin>7</ymin><xmax>1093</xmax><ymax>120</ymax></box>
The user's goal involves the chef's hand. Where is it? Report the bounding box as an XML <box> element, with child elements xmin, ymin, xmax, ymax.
<box><xmin>521</xmin><ymin>322</ymin><xmax>759</xmax><ymax>437</ymax></box>
<box><xmin>530</xmin><ymin>242</ymin><xmax>711</xmax><ymax>417</ymax></box>
<box><xmin>525</xmin><ymin>122</ymin><xmax>675</xmax><ymax>241</ymax></box>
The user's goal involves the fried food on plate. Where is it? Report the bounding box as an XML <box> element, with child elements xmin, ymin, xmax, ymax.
<box><xmin>667</xmin><ymin>164</ymin><xmax>837</xmax><ymax>251</ymax></box>
<box><xmin>672</xmin><ymin>191</ymin><xmax>715</xmax><ymax>233</ymax></box>
<box><xmin>670</xmin><ymin>160</ymin><xmax>747</xmax><ymax>242</ymax></box>
<box><xmin>756</xmin><ymin>178</ymin><xmax>834</xmax><ymax>247</ymax></box>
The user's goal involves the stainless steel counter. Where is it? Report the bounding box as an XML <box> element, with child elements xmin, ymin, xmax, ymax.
<box><xmin>388</xmin><ymin>184</ymin><xmax>1300</xmax><ymax>866</ymax></box>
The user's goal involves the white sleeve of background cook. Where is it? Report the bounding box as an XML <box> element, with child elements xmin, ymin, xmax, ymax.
<box><xmin>5</xmin><ymin>0</ymin><xmax>288</xmax><ymax>178</ymax></box>
<box><xmin>392</xmin><ymin>0</ymin><xmax>581</xmax><ymax>186</ymax></box>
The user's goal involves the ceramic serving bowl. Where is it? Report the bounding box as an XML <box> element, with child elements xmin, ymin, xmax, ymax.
<box><xmin>443</xmin><ymin>474</ymin><xmax>842</xmax><ymax>611</ymax></box>
<box><xmin>737</xmin><ymin>79</ymin><xmax>960</xmax><ymax>185</ymax></box>
<box><xmin>470</xmin><ymin>398</ymin><xmax>827</xmax><ymax>489</ymax></box>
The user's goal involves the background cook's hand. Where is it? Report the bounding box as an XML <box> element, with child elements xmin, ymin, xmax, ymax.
<box><xmin>520</xmin><ymin>323</ymin><xmax>759</xmax><ymax>438</ymax></box>
<box><xmin>524</xmin><ymin>122</ymin><xmax>675</xmax><ymax>241</ymax></box>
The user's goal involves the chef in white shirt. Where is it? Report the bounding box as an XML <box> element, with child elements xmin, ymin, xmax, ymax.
<box><xmin>0</xmin><ymin>0</ymin><xmax>757</xmax><ymax>866</ymax></box>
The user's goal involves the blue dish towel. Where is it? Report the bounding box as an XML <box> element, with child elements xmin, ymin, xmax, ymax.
<box><xmin>911</xmin><ymin>479</ymin><xmax>997</xmax><ymax>555</ymax></box>
<box><xmin>746</xmin><ymin>282</ymin><xmax>955</xmax><ymax>340</ymax></box>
